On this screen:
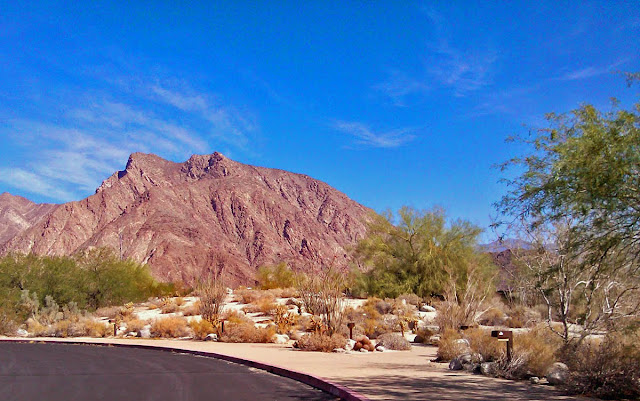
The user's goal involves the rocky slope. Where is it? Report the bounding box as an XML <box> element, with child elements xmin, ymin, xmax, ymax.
<box><xmin>0</xmin><ymin>193</ymin><xmax>56</xmax><ymax>247</ymax></box>
<box><xmin>0</xmin><ymin>153</ymin><xmax>372</xmax><ymax>285</ymax></box>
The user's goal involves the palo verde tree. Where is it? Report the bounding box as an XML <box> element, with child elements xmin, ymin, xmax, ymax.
<box><xmin>352</xmin><ymin>206</ymin><xmax>495</xmax><ymax>300</ymax></box>
<box><xmin>497</xmin><ymin>74</ymin><xmax>640</xmax><ymax>338</ymax></box>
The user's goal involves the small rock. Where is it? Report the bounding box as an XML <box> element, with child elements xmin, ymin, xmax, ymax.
<box><xmin>204</xmin><ymin>333</ymin><xmax>218</xmax><ymax>342</ymax></box>
<box><xmin>139</xmin><ymin>328</ymin><xmax>151</xmax><ymax>338</ymax></box>
<box><xmin>455</xmin><ymin>339</ymin><xmax>470</xmax><ymax>347</ymax></box>
<box><xmin>413</xmin><ymin>335</ymin><xmax>425</xmax><ymax>343</ymax></box>
<box><xmin>480</xmin><ymin>362</ymin><xmax>497</xmax><ymax>376</ymax></box>
<box><xmin>546</xmin><ymin>362</ymin><xmax>569</xmax><ymax>385</ymax></box>
<box><xmin>359</xmin><ymin>348</ymin><xmax>369</xmax><ymax>353</ymax></box>
<box><xmin>459</xmin><ymin>353</ymin><xmax>472</xmax><ymax>364</ymax></box>
<box><xmin>449</xmin><ymin>358</ymin><xmax>463</xmax><ymax>371</ymax></box>
<box><xmin>530</xmin><ymin>376</ymin><xmax>540</xmax><ymax>384</ymax></box>
<box><xmin>273</xmin><ymin>334</ymin><xmax>289</xmax><ymax>344</ymax></box>
<box><xmin>428</xmin><ymin>335</ymin><xmax>440</xmax><ymax>345</ymax></box>
<box><xmin>345</xmin><ymin>339</ymin><xmax>356</xmax><ymax>351</ymax></box>
<box><xmin>464</xmin><ymin>363</ymin><xmax>481</xmax><ymax>374</ymax></box>
<box><xmin>420</xmin><ymin>305</ymin><xmax>436</xmax><ymax>313</ymax></box>
<box><xmin>375</xmin><ymin>345</ymin><xmax>386</xmax><ymax>352</ymax></box>
<box><xmin>16</xmin><ymin>328</ymin><xmax>28</xmax><ymax>337</ymax></box>
<box><xmin>332</xmin><ymin>348</ymin><xmax>346</xmax><ymax>353</ymax></box>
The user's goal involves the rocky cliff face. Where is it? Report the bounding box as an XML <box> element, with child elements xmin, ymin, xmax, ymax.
<box><xmin>1</xmin><ymin>153</ymin><xmax>372</xmax><ymax>285</ymax></box>
<box><xmin>0</xmin><ymin>193</ymin><xmax>56</xmax><ymax>247</ymax></box>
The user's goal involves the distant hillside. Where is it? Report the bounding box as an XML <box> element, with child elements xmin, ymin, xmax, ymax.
<box><xmin>0</xmin><ymin>193</ymin><xmax>56</xmax><ymax>247</ymax></box>
<box><xmin>0</xmin><ymin>152</ymin><xmax>372</xmax><ymax>286</ymax></box>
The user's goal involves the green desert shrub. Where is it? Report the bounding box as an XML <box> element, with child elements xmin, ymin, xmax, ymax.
<box><xmin>256</xmin><ymin>262</ymin><xmax>295</xmax><ymax>289</ymax></box>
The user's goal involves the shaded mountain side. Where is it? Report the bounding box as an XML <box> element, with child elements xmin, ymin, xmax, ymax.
<box><xmin>0</xmin><ymin>152</ymin><xmax>373</xmax><ymax>286</ymax></box>
<box><xmin>0</xmin><ymin>193</ymin><xmax>57</xmax><ymax>247</ymax></box>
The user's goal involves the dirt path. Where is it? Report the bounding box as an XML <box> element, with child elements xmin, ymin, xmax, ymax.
<box><xmin>1</xmin><ymin>337</ymin><xmax>591</xmax><ymax>400</ymax></box>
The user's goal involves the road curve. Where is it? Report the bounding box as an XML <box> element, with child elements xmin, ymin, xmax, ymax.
<box><xmin>0</xmin><ymin>342</ymin><xmax>339</xmax><ymax>401</ymax></box>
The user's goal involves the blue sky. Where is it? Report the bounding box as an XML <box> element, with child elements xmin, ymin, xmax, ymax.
<box><xmin>1</xmin><ymin>1</ymin><xmax>639</xmax><ymax>240</ymax></box>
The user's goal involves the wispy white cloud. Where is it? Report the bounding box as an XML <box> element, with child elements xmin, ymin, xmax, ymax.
<box><xmin>0</xmin><ymin>168</ymin><xmax>76</xmax><ymax>201</ymax></box>
<box><xmin>376</xmin><ymin>8</ymin><xmax>497</xmax><ymax>103</ymax></box>
<box><xmin>555</xmin><ymin>60</ymin><xmax>627</xmax><ymax>81</ymax></box>
<box><xmin>334</xmin><ymin>121</ymin><xmax>416</xmax><ymax>148</ymax></box>
<box><xmin>374</xmin><ymin>71</ymin><xmax>430</xmax><ymax>106</ymax></box>
<box><xmin>0</xmin><ymin>77</ymin><xmax>258</xmax><ymax>202</ymax></box>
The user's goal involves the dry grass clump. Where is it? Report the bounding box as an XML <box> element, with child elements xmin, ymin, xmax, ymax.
<box><xmin>296</xmin><ymin>332</ymin><xmax>347</xmax><ymax>352</ymax></box>
<box><xmin>512</xmin><ymin>325</ymin><xmax>561</xmax><ymax>377</ymax></box>
<box><xmin>463</xmin><ymin>327</ymin><xmax>503</xmax><ymax>362</ymax></box>
<box><xmin>150</xmin><ymin>317</ymin><xmax>190</xmax><ymax>338</ymax></box>
<box><xmin>189</xmin><ymin>319</ymin><xmax>215</xmax><ymax>340</ymax></box>
<box><xmin>478</xmin><ymin>307</ymin><xmax>507</xmax><ymax>326</ymax></box>
<box><xmin>436</xmin><ymin>329</ymin><xmax>467</xmax><ymax>361</ymax></box>
<box><xmin>376</xmin><ymin>333</ymin><xmax>412</xmax><ymax>350</ymax></box>
<box><xmin>220</xmin><ymin>322</ymin><xmax>275</xmax><ymax>343</ymax></box>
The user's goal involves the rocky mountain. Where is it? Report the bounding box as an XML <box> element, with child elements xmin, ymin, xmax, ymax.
<box><xmin>0</xmin><ymin>152</ymin><xmax>372</xmax><ymax>285</ymax></box>
<box><xmin>0</xmin><ymin>193</ymin><xmax>56</xmax><ymax>247</ymax></box>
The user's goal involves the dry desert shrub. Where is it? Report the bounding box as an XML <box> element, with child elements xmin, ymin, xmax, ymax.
<box><xmin>73</xmin><ymin>319</ymin><xmax>110</xmax><ymax>337</ymax></box>
<box><xmin>562</xmin><ymin>332</ymin><xmax>640</xmax><ymax>399</ymax></box>
<box><xmin>95</xmin><ymin>306</ymin><xmax>121</xmax><ymax>319</ymax></box>
<box><xmin>161</xmin><ymin>299</ymin><xmax>180</xmax><ymax>314</ymax></box>
<box><xmin>150</xmin><ymin>317</ymin><xmax>190</xmax><ymax>338</ymax></box>
<box><xmin>506</xmin><ymin>305</ymin><xmax>540</xmax><ymax>328</ymax></box>
<box><xmin>220</xmin><ymin>322</ymin><xmax>275</xmax><ymax>343</ymax></box>
<box><xmin>182</xmin><ymin>300</ymin><xmax>201</xmax><ymax>316</ymax></box>
<box><xmin>397</xmin><ymin>293</ymin><xmax>422</xmax><ymax>306</ymax></box>
<box><xmin>222</xmin><ymin>310</ymin><xmax>253</xmax><ymax>325</ymax></box>
<box><xmin>242</xmin><ymin>297</ymin><xmax>277</xmax><ymax>315</ymax></box>
<box><xmin>493</xmin><ymin>325</ymin><xmax>562</xmax><ymax>379</ymax></box>
<box><xmin>174</xmin><ymin>297</ymin><xmax>185</xmax><ymax>307</ymax></box>
<box><xmin>463</xmin><ymin>327</ymin><xmax>503</xmax><ymax>362</ymax></box>
<box><xmin>124</xmin><ymin>318</ymin><xmax>147</xmax><ymax>333</ymax></box>
<box><xmin>376</xmin><ymin>333</ymin><xmax>412</xmax><ymax>350</ymax></box>
<box><xmin>296</xmin><ymin>332</ymin><xmax>347</xmax><ymax>352</ymax></box>
<box><xmin>51</xmin><ymin>320</ymin><xmax>74</xmax><ymax>337</ymax></box>
<box><xmin>478</xmin><ymin>307</ymin><xmax>507</xmax><ymax>326</ymax></box>
<box><xmin>436</xmin><ymin>329</ymin><xmax>466</xmax><ymax>361</ymax></box>
<box><xmin>189</xmin><ymin>319</ymin><xmax>215</xmax><ymax>340</ymax></box>
<box><xmin>26</xmin><ymin>318</ymin><xmax>48</xmax><ymax>336</ymax></box>
<box><xmin>235</xmin><ymin>288</ymin><xmax>274</xmax><ymax>305</ymax></box>
<box><xmin>273</xmin><ymin>304</ymin><xmax>297</xmax><ymax>334</ymax></box>
<box><xmin>413</xmin><ymin>326</ymin><xmax>436</xmax><ymax>344</ymax></box>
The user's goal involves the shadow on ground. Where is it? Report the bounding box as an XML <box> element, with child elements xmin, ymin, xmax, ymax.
<box><xmin>338</xmin><ymin>374</ymin><xmax>588</xmax><ymax>401</ymax></box>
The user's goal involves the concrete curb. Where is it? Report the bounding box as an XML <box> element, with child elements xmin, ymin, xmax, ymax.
<box><xmin>0</xmin><ymin>338</ymin><xmax>370</xmax><ymax>401</ymax></box>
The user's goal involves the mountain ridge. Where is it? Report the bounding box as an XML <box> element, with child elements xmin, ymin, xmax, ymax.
<box><xmin>0</xmin><ymin>152</ymin><xmax>373</xmax><ymax>285</ymax></box>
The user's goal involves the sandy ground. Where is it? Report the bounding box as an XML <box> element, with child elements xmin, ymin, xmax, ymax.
<box><xmin>1</xmin><ymin>337</ymin><xmax>593</xmax><ymax>401</ymax></box>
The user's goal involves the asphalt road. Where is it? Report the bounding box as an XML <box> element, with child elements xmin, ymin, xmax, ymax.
<box><xmin>0</xmin><ymin>342</ymin><xmax>339</xmax><ymax>401</ymax></box>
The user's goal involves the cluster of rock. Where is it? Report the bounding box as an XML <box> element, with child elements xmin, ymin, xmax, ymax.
<box><xmin>448</xmin><ymin>343</ymin><xmax>571</xmax><ymax>386</ymax></box>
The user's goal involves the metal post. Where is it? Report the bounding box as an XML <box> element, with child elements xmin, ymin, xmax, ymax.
<box><xmin>347</xmin><ymin>322</ymin><xmax>355</xmax><ymax>340</ymax></box>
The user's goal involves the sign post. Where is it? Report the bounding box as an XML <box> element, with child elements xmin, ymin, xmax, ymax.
<box><xmin>491</xmin><ymin>330</ymin><xmax>513</xmax><ymax>363</ymax></box>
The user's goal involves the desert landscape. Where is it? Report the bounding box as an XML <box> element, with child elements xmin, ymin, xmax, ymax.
<box><xmin>1</xmin><ymin>2</ymin><xmax>639</xmax><ymax>400</ymax></box>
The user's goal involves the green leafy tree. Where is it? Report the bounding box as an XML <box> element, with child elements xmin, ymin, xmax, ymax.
<box><xmin>498</xmin><ymin>77</ymin><xmax>640</xmax><ymax>337</ymax></box>
<box><xmin>353</xmin><ymin>207</ymin><xmax>495</xmax><ymax>299</ymax></box>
